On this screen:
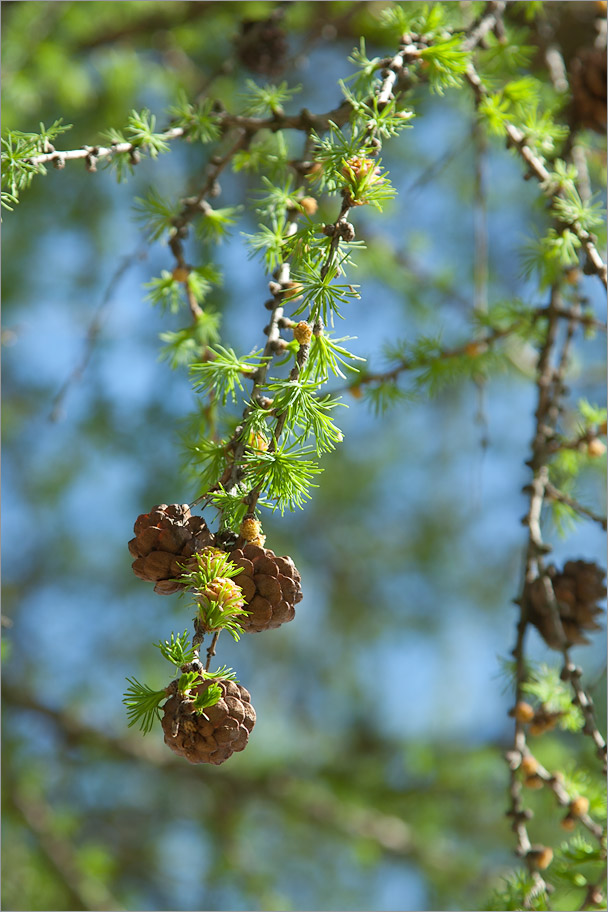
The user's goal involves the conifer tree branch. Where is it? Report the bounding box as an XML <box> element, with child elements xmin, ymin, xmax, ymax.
<box><xmin>507</xmin><ymin>287</ymin><xmax>568</xmax><ymax>890</ymax></box>
<box><xmin>523</xmin><ymin>751</ymin><xmax>605</xmax><ymax>842</ymax></box>
<box><xmin>343</xmin><ymin>319</ymin><xmax>527</xmax><ymax>393</ymax></box>
<box><xmin>49</xmin><ymin>245</ymin><xmax>147</xmax><ymax>421</ymax></box>
<box><xmin>465</xmin><ymin>62</ymin><xmax>608</xmax><ymax>288</ymax></box>
<box><xmin>17</xmin><ymin>10</ymin><xmax>502</xmax><ymax>180</ymax></box>
<box><xmin>461</xmin><ymin>0</ymin><xmax>506</xmax><ymax>52</ymax></box>
<box><xmin>560</xmin><ymin>660</ymin><xmax>607</xmax><ymax>765</ymax></box>
<box><xmin>505</xmin><ymin>282</ymin><xmax>606</xmax><ymax>901</ymax></box>
<box><xmin>10</xmin><ymin>785</ymin><xmax>124</xmax><ymax>912</ymax></box>
<box><xmin>25</xmin><ymin>128</ymin><xmax>187</xmax><ymax>168</ymax></box>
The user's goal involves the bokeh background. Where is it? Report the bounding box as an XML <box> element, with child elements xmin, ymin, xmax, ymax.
<box><xmin>2</xmin><ymin>3</ymin><xmax>606</xmax><ymax>911</ymax></box>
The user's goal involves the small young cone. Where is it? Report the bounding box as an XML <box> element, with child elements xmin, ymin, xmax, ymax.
<box><xmin>240</xmin><ymin>517</ymin><xmax>262</xmax><ymax>541</ymax></box>
<box><xmin>293</xmin><ymin>321</ymin><xmax>312</xmax><ymax>345</ymax></box>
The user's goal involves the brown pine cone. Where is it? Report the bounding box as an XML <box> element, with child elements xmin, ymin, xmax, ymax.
<box><xmin>570</xmin><ymin>46</ymin><xmax>607</xmax><ymax>133</ymax></box>
<box><xmin>128</xmin><ymin>504</ymin><xmax>215</xmax><ymax>595</ymax></box>
<box><xmin>161</xmin><ymin>679</ymin><xmax>256</xmax><ymax>765</ymax></box>
<box><xmin>229</xmin><ymin>543</ymin><xmax>303</xmax><ymax>632</ymax></box>
<box><xmin>235</xmin><ymin>16</ymin><xmax>288</xmax><ymax>77</ymax></box>
<box><xmin>527</xmin><ymin>560</ymin><xmax>606</xmax><ymax>648</ymax></box>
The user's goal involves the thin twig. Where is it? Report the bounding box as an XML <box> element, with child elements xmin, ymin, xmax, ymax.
<box><xmin>49</xmin><ymin>245</ymin><xmax>147</xmax><ymax>421</ymax></box>
<box><xmin>27</xmin><ymin>127</ymin><xmax>186</xmax><ymax>168</ymax></box>
<box><xmin>472</xmin><ymin>117</ymin><xmax>490</xmax><ymax>457</ymax></box>
<box><xmin>75</xmin><ymin>1</ymin><xmax>213</xmax><ymax>50</ymax></box>
<box><xmin>523</xmin><ymin>751</ymin><xmax>605</xmax><ymax>841</ymax></box>
<box><xmin>508</xmin><ymin>287</ymin><xmax>567</xmax><ymax>889</ymax></box>
<box><xmin>545</xmin><ymin>483</ymin><xmax>607</xmax><ymax>530</ymax></box>
<box><xmin>578</xmin><ymin>863</ymin><xmax>607</xmax><ymax>911</ymax></box>
<box><xmin>461</xmin><ymin>0</ymin><xmax>506</xmax><ymax>52</ymax></box>
<box><xmin>10</xmin><ymin>786</ymin><xmax>124</xmax><ymax>911</ymax></box>
<box><xmin>4</xmin><ymin>684</ymin><xmax>421</xmax><ymax>863</ymax></box>
<box><xmin>205</xmin><ymin>631</ymin><xmax>220</xmax><ymax>671</ymax></box>
<box><xmin>342</xmin><ymin>318</ymin><xmax>528</xmax><ymax>392</ymax></box>
<box><xmin>561</xmin><ymin>660</ymin><xmax>607</xmax><ymax>767</ymax></box>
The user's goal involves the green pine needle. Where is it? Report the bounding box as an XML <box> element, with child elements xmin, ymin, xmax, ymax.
<box><xmin>122</xmin><ymin>678</ymin><xmax>166</xmax><ymax>735</ymax></box>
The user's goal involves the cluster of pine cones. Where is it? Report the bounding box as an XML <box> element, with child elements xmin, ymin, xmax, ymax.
<box><xmin>128</xmin><ymin>503</ymin><xmax>302</xmax><ymax>764</ymax></box>
<box><xmin>527</xmin><ymin>559</ymin><xmax>606</xmax><ymax>649</ymax></box>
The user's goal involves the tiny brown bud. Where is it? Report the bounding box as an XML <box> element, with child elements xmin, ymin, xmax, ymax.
<box><xmin>569</xmin><ymin>796</ymin><xmax>590</xmax><ymax>817</ymax></box>
<box><xmin>306</xmin><ymin>161</ymin><xmax>323</xmax><ymax>176</ymax></box>
<box><xmin>172</xmin><ymin>266</ymin><xmax>190</xmax><ymax>283</ymax></box>
<box><xmin>465</xmin><ymin>340</ymin><xmax>488</xmax><ymax>357</ymax></box>
<box><xmin>560</xmin><ymin>814</ymin><xmax>576</xmax><ymax>831</ymax></box>
<box><xmin>337</xmin><ymin>220</ymin><xmax>356</xmax><ymax>241</ymax></box>
<box><xmin>589</xmin><ymin>888</ymin><xmax>604</xmax><ymax>907</ymax></box>
<box><xmin>529</xmin><ymin>705</ymin><xmax>560</xmax><ymax>736</ymax></box>
<box><xmin>527</xmin><ymin>846</ymin><xmax>553</xmax><ymax>870</ymax></box>
<box><xmin>294</xmin><ymin>321</ymin><xmax>312</xmax><ymax>346</ymax></box>
<box><xmin>520</xmin><ymin>755</ymin><xmax>539</xmax><ymax>776</ymax></box>
<box><xmin>248</xmin><ymin>432</ymin><xmax>268</xmax><ymax>453</ymax></box>
<box><xmin>524</xmin><ymin>774</ymin><xmax>544</xmax><ymax>790</ymax></box>
<box><xmin>587</xmin><ymin>438</ymin><xmax>606</xmax><ymax>458</ymax></box>
<box><xmin>283</xmin><ymin>281</ymin><xmax>303</xmax><ymax>301</ymax></box>
<box><xmin>299</xmin><ymin>196</ymin><xmax>318</xmax><ymax>216</ymax></box>
<box><xmin>512</xmin><ymin>701</ymin><xmax>535</xmax><ymax>723</ymax></box>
